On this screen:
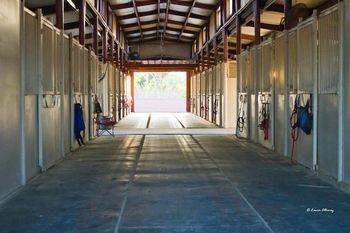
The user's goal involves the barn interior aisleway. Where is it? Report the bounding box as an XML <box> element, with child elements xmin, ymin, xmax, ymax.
<box><xmin>134</xmin><ymin>72</ymin><xmax>187</xmax><ymax>113</ymax></box>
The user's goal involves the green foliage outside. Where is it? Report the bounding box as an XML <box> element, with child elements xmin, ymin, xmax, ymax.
<box><xmin>135</xmin><ymin>72</ymin><xmax>186</xmax><ymax>98</ymax></box>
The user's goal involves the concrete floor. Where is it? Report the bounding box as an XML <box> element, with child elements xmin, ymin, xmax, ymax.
<box><xmin>1</xmin><ymin>113</ymin><xmax>350</xmax><ymax>233</ymax></box>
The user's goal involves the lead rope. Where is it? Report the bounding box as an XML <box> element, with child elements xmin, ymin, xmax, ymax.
<box><xmin>236</xmin><ymin>95</ymin><xmax>246</xmax><ymax>138</ymax></box>
<box><xmin>258</xmin><ymin>95</ymin><xmax>270</xmax><ymax>140</ymax></box>
<box><xmin>290</xmin><ymin>94</ymin><xmax>300</xmax><ymax>164</ymax></box>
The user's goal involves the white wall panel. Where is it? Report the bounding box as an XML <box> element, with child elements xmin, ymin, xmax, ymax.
<box><xmin>0</xmin><ymin>0</ymin><xmax>21</xmax><ymax>201</ymax></box>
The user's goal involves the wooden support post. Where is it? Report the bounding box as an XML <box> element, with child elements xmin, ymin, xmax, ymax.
<box><xmin>206</xmin><ymin>45</ymin><xmax>210</xmax><ymax>68</ymax></box>
<box><xmin>213</xmin><ymin>39</ymin><xmax>217</xmax><ymax>65</ymax></box>
<box><xmin>223</xmin><ymin>30</ymin><xmax>228</xmax><ymax>62</ymax></box>
<box><xmin>121</xmin><ymin>51</ymin><xmax>124</xmax><ymax>71</ymax></box>
<box><xmin>110</xmin><ymin>36</ymin><xmax>114</xmax><ymax>62</ymax></box>
<box><xmin>236</xmin><ymin>0</ymin><xmax>241</xmax><ymax>55</ymax></box>
<box><xmin>103</xmin><ymin>28</ymin><xmax>107</xmax><ymax>62</ymax></box>
<box><xmin>284</xmin><ymin>0</ymin><xmax>292</xmax><ymax>19</ymax></box>
<box><xmin>187</xmin><ymin>71</ymin><xmax>191</xmax><ymax>112</ymax></box>
<box><xmin>201</xmin><ymin>50</ymin><xmax>204</xmax><ymax>71</ymax></box>
<box><xmin>56</xmin><ymin>0</ymin><xmax>64</xmax><ymax>29</ymax></box>
<box><xmin>79</xmin><ymin>0</ymin><xmax>86</xmax><ymax>45</ymax></box>
<box><xmin>222</xmin><ymin>0</ymin><xmax>227</xmax><ymax>22</ymax></box>
<box><xmin>254</xmin><ymin>0</ymin><xmax>261</xmax><ymax>45</ymax></box>
<box><xmin>130</xmin><ymin>71</ymin><xmax>134</xmax><ymax>112</ymax></box>
<box><xmin>93</xmin><ymin>16</ymin><xmax>98</xmax><ymax>54</ymax></box>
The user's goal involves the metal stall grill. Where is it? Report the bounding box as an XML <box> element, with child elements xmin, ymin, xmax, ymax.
<box><xmin>319</xmin><ymin>7</ymin><xmax>339</xmax><ymax>94</ymax></box>
<box><xmin>260</xmin><ymin>40</ymin><xmax>273</xmax><ymax>93</ymax></box>
<box><xmin>297</xmin><ymin>18</ymin><xmax>315</xmax><ymax>93</ymax></box>
<box><xmin>288</xmin><ymin>30</ymin><xmax>298</xmax><ymax>93</ymax></box>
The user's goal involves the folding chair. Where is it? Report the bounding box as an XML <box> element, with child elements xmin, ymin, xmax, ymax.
<box><xmin>96</xmin><ymin>115</ymin><xmax>116</xmax><ymax>137</ymax></box>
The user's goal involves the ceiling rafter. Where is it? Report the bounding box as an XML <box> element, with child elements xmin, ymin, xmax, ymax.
<box><xmin>116</xmin><ymin>8</ymin><xmax>208</xmax><ymax>21</ymax></box>
<box><xmin>121</xmin><ymin>19</ymin><xmax>203</xmax><ymax>29</ymax></box>
<box><xmin>131</xmin><ymin>0</ymin><xmax>143</xmax><ymax>41</ymax></box>
<box><xmin>178</xmin><ymin>0</ymin><xmax>197</xmax><ymax>41</ymax></box>
<box><xmin>127</xmin><ymin>32</ymin><xmax>194</xmax><ymax>40</ymax></box>
<box><xmin>157</xmin><ymin>0</ymin><xmax>160</xmax><ymax>39</ymax></box>
<box><xmin>163</xmin><ymin>0</ymin><xmax>171</xmax><ymax>39</ymax></box>
<box><xmin>110</xmin><ymin>0</ymin><xmax>215</xmax><ymax>10</ymax></box>
<box><xmin>125</xmin><ymin>26</ymin><xmax>198</xmax><ymax>36</ymax></box>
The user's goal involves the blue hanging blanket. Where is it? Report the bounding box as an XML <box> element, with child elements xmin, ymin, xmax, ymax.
<box><xmin>74</xmin><ymin>103</ymin><xmax>85</xmax><ymax>139</ymax></box>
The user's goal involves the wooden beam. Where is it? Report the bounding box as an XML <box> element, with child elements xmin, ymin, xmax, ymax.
<box><xmin>254</xmin><ymin>0</ymin><xmax>261</xmax><ymax>45</ymax></box>
<box><xmin>56</xmin><ymin>0</ymin><xmax>64</xmax><ymax>29</ymax></box>
<box><xmin>131</xmin><ymin>0</ymin><xmax>143</xmax><ymax>41</ymax></box>
<box><xmin>157</xmin><ymin>0</ymin><xmax>160</xmax><ymax>39</ymax></box>
<box><xmin>103</xmin><ymin>28</ymin><xmax>107</xmax><ymax>62</ymax></box>
<box><xmin>111</xmin><ymin>0</ymin><xmax>167</xmax><ymax>9</ymax></box>
<box><xmin>79</xmin><ymin>0</ymin><xmax>86</xmax><ymax>45</ymax></box>
<box><xmin>117</xmin><ymin>8</ymin><xmax>208</xmax><ymax>21</ymax></box>
<box><xmin>179</xmin><ymin>0</ymin><xmax>197</xmax><ymax>41</ymax></box>
<box><xmin>267</xmin><ymin>3</ymin><xmax>284</xmax><ymax>13</ymax></box>
<box><xmin>93</xmin><ymin>16</ymin><xmax>98</xmax><ymax>53</ymax></box>
<box><xmin>284</xmin><ymin>0</ymin><xmax>292</xmax><ymax>18</ymax></box>
<box><xmin>246</xmin><ymin>21</ymin><xmax>283</xmax><ymax>31</ymax></box>
<box><xmin>163</xmin><ymin>0</ymin><xmax>171</xmax><ymax>39</ymax></box>
<box><xmin>125</xmin><ymin>26</ymin><xmax>197</xmax><ymax>35</ymax></box>
<box><xmin>223</xmin><ymin>30</ymin><xmax>228</xmax><ymax>62</ymax></box>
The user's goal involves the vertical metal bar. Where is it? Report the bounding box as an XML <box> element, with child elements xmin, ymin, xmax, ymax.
<box><xmin>60</xmin><ymin>31</ymin><xmax>65</xmax><ymax>156</ymax></box>
<box><xmin>283</xmin><ymin>31</ymin><xmax>289</xmax><ymax>157</ymax></box>
<box><xmin>236</xmin><ymin>15</ymin><xmax>242</xmax><ymax>136</ymax></box>
<box><xmin>253</xmin><ymin>0</ymin><xmax>261</xmax><ymax>142</ymax></box>
<box><xmin>312</xmin><ymin>10</ymin><xmax>318</xmax><ymax>170</ymax></box>
<box><xmin>338</xmin><ymin>2</ymin><xmax>344</xmax><ymax>181</ymax></box>
<box><xmin>271</xmin><ymin>38</ymin><xmax>276</xmax><ymax>149</ymax></box>
<box><xmin>37</xmin><ymin>9</ymin><xmax>44</xmax><ymax>171</ymax></box>
<box><xmin>69</xmin><ymin>34</ymin><xmax>75</xmax><ymax>151</ymax></box>
<box><xmin>79</xmin><ymin>0</ymin><xmax>86</xmax><ymax>45</ymax></box>
<box><xmin>20</xmin><ymin>0</ymin><xmax>26</xmax><ymax>184</ymax></box>
<box><xmin>87</xmin><ymin>48</ymin><xmax>92</xmax><ymax>138</ymax></box>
